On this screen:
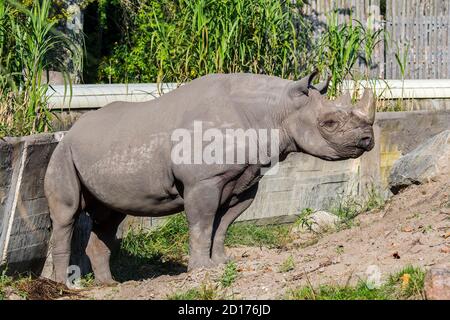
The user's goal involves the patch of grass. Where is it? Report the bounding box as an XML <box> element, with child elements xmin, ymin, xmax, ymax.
<box><xmin>287</xmin><ymin>265</ymin><xmax>425</xmax><ymax>300</ymax></box>
<box><xmin>220</xmin><ymin>261</ymin><xmax>238</xmax><ymax>288</ymax></box>
<box><xmin>0</xmin><ymin>269</ymin><xmax>14</xmax><ymax>300</ymax></box>
<box><xmin>335</xmin><ymin>245</ymin><xmax>344</xmax><ymax>255</ymax></box>
<box><xmin>121</xmin><ymin>214</ymin><xmax>293</xmax><ymax>262</ymax></box>
<box><xmin>364</xmin><ymin>186</ymin><xmax>385</xmax><ymax>212</ymax></box>
<box><xmin>0</xmin><ymin>269</ymin><xmax>32</xmax><ymax>300</ymax></box>
<box><xmin>79</xmin><ymin>273</ymin><xmax>96</xmax><ymax>288</ymax></box>
<box><xmin>114</xmin><ymin>214</ymin><xmax>295</xmax><ymax>281</ymax></box>
<box><xmin>167</xmin><ymin>282</ymin><xmax>221</xmax><ymax>300</ymax></box>
<box><xmin>385</xmin><ymin>266</ymin><xmax>425</xmax><ymax>299</ymax></box>
<box><xmin>0</xmin><ymin>0</ymin><xmax>81</xmax><ymax>138</ymax></box>
<box><xmin>331</xmin><ymin>186</ymin><xmax>385</xmax><ymax>228</ymax></box>
<box><xmin>226</xmin><ymin>222</ymin><xmax>292</xmax><ymax>248</ymax></box>
<box><xmin>288</xmin><ymin>282</ymin><xmax>391</xmax><ymax>300</ymax></box>
<box><xmin>294</xmin><ymin>208</ymin><xmax>315</xmax><ymax>233</ymax></box>
<box><xmin>278</xmin><ymin>256</ymin><xmax>295</xmax><ymax>273</ymax></box>
<box><xmin>167</xmin><ymin>288</ymin><xmax>202</xmax><ymax>300</ymax></box>
<box><xmin>120</xmin><ymin>213</ymin><xmax>189</xmax><ymax>263</ymax></box>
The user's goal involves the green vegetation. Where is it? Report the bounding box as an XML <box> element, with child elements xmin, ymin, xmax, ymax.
<box><xmin>314</xmin><ymin>10</ymin><xmax>381</xmax><ymax>97</ymax></box>
<box><xmin>92</xmin><ymin>0</ymin><xmax>382</xmax><ymax>94</ymax></box>
<box><xmin>168</xmin><ymin>282</ymin><xmax>222</xmax><ymax>300</ymax></box>
<box><xmin>226</xmin><ymin>221</ymin><xmax>293</xmax><ymax>248</ymax></box>
<box><xmin>289</xmin><ymin>282</ymin><xmax>391</xmax><ymax>300</ymax></box>
<box><xmin>278</xmin><ymin>255</ymin><xmax>295</xmax><ymax>273</ymax></box>
<box><xmin>0</xmin><ymin>269</ymin><xmax>31</xmax><ymax>300</ymax></box>
<box><xmin>220</xmin><ymin>261</ymin><xmax>238</xmax><ymax>288</ymax></box>
<box><xmin>0</xmin><ymin>269</ymin><xmax>14</xmax><ymax>300</ymax></box>
<box><xmin>79</xmin><ymin>272</ymin><xmax>96</xmax><ymax>288</ymax></box>
<box><xmin>120</xmin><ymin>214</ymin><xmax>189</xmax><ymax>263</ymax></box>
<box><xmin>96</xmin><ymin>0</ymin><xmax>308</xmax><ymax>84</ymax></box>
<box><xmin>294</xmin><ymin>208</ymin><xmax>315</xmax><ymax>233</ymax></box>
<box><xmin>287</xmin><ymin>266</ymin><xmax>425</xmax><ymax>300</ymax></box>
<box><xmin>118</xmin><ymin>213</ymin><xmax>293</xmax><ymax>266</ymax></box>
<box><xmin>0</xmin><ymin>0</ymin><xmax>81</xmax><ymax>138</ymax></box>
<box><xmin>168</xmin><ymin>260</ymin><xmax>238</xmax><ymax>300</ymax></box>
<box><xmin>331</xmin><ymin>185</ymin><xmax>384</xmax><ymax>227</ymax></box>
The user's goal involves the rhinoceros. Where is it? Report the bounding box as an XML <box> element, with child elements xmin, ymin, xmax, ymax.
<box><xmin>44</xmin><ymin>71</ymin><xmax>375</xmax><ymax>284</ymax></box>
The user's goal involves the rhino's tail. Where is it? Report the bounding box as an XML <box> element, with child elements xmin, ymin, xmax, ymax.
<box><xmin>44</xmin><ymin>141</ymin><xmax>81</xmax><ymax>284</ymax></box>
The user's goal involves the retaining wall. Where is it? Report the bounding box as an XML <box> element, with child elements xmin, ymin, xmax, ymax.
<box><xmin>0</xmin><ymin>133</ymin><xmax>63</xmax><ymax>273</ymax></box>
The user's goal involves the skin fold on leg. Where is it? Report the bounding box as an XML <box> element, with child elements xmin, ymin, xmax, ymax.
<box><xmin>211</xmin><ymin>185</ymin><xmax>258</xmax><ymax>264</ymax></box>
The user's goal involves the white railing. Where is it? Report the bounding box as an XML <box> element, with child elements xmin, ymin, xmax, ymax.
<box><xmin>47</xmin><ymin>80</ymin><xmax>450</xmax><ymax>110</ymax></box>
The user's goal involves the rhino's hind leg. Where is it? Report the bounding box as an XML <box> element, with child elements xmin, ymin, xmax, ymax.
<box><xmin>44</xmin><ymin>144</ymin><xmax>81</xmax><ymax>284</ymax></box>
<box><xmin>85</xmin><ymin>210</ymin><xmax>125</xmax><ymax>285</ymax></box>
<box><xmin>184</xmin><ymin>179</ymin><xmax>222</xmax><ymax>271</ymax></box>
<box><xmin>211</xmin><ymin>186</ymin><xmax>257</xmax><ymax>264</ymax></box>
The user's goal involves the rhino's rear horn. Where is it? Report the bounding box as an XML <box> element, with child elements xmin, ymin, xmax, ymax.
<box><xmin>354</xmin><ymin>88</ymin><xmax>376</xmax><ymax>124</ymax></box>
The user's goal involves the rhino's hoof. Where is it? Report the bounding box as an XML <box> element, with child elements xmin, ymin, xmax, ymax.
<box><xmin>187</xmin><ymin>258</ymin><xmax>217</xmax><ymax>271</ymax></box>
<box><xmin>94</xmin><ymin>278</ymin><xmax>119</xmax><ymax>287</ymax></box>
<box><xmin>211</xmin><ymin>254</ymin><xmax>233</xmax><ymax>265</ymax></box>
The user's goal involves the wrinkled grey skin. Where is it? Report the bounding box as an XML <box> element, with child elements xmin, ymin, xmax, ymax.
<box><xmin>44</xmin><ymin>72</ymin><xmax>375</xmax><ymax>284</ymax></box>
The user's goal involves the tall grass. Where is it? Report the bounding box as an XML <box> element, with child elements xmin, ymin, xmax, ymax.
<box><xmin>314</xmin><ymin>10</ymin><xmax>384</xmax><ymax>97</ymax></box>
<box><xmin>0</xmin><ymin>0</ymin><xmax>81</xmax><ymax>138</ymax></box>
<box><xmin>99</xmin><ymin>1</ymin><xmax>383</xmax><ymax>98</ymax></box>
<box><xmin>99</xmin><ymin>0</ymin><xmax>310</xmax><ymax>83</ymax></box>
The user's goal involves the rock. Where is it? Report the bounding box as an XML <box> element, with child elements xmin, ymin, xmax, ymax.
<box><xmin>389</xmin><ymin>130</ymin><xmax>450</xmax><ymax>194</ymax></box>
<box><xmin>293</xmin><ymin>210</ymin><xmax>339</xmax><ymax>233</ymax></box>
<box><xmin>424</xmin><ymin>267</ymin><xmax>450</xmax><ymax>300</ymax></box>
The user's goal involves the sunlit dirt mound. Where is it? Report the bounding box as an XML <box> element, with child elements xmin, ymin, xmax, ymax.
<box><xmin>49</xmin><ymin>178</ymin><xmax>450</xmax><ymax>299</ymax></box>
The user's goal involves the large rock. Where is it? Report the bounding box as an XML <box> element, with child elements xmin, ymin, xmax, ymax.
<box><xmin>389</xmin><ymin>130</ymin><xmax>450</xmax><ymax>194</ymax></box>
<box><xmin>424</xmin><ymin>267</ymin><xmax>450</xmax><ymax>300</ymax></box>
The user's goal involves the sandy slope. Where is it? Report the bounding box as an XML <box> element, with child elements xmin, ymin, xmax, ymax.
<box><xmin>82</xmin><ymin>177</ymin><xmax>450</xmax><ymax>300</ymax></box>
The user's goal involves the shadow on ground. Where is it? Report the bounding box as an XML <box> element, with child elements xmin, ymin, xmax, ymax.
<box><xmin>110</xmin><ymin>251</ymin><xmax>187</xmax><ymax>282</ymax></box>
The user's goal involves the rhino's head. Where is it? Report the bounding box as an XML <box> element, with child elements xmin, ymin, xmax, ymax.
<box><xmin>284</xmin><ymin>71</ymin><xmax>375</xmax><ymax>161</ymax></box>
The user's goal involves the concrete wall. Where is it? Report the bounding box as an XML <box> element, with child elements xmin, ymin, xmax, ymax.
<box><xmin>1</xmin><ymin>110</ymin><xmax>449</xmax><ymax>274</ymax></box>
<box><xmin>0</xmin><ymin>133</ymin><xmax>63</xmax><ymax>273</ymax></box>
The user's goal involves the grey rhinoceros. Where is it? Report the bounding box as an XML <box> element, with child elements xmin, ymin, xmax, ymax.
<box><xmin>44</xmin><ymin>71</ymin><xmax>375</xmax><ymax>284</ymax></box>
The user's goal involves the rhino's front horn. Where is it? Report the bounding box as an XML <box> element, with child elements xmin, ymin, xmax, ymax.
<box><xmin>354</xmin><ymin>88</ymin><xmax>376</xmax><ymax>124</ymax></box>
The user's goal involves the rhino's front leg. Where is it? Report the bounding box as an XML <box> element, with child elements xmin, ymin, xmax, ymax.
<box><xmin>211</xmin><ymin>185</ymin><xmax>258</xmax><ymax>264</ymax></box>
<box><xmin>184</xmin><ymin>178</ymin><xmax>222</xmax><ymax>271</ymax></box>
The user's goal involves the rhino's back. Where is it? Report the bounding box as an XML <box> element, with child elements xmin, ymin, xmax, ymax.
<box><xmin>58</xmin><ymin>73</ymin><xmax>287</xmax><ymax>214</ymax></box>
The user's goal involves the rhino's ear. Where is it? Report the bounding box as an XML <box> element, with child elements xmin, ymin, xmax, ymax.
<box><xmin>289</xmin><ymin>70</ymin><xmax>319</xmax><ymax>97</ymax></box>
<box><xmin>312</xmin><ymin>75</ymin><xmax>331</xmax><ymax>95</ymax></box>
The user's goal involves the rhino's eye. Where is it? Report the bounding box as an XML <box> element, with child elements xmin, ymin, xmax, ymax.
<box><xmin>321</xmin><ymin>119</ymin><xmax>339</xmax><ymax>131</ymax></box>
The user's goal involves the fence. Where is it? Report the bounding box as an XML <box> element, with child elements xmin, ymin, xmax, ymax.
<box><xmin>303</xmin><ymin>0</ymin><xmax>384</xmax><ymax>78</ymax></box>
<box><xmin>385</xmin><ymin>0</ymin><xmax>450</xmax><ymax>79</ymax></box>
<box><xmin>305</xmin><ymin>0</ymin><xmax>450</xmax><ymax>79</ymax></box>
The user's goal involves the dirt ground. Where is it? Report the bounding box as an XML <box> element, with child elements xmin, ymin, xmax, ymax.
<box><xmin>74</xmin><ymin>178</ymin><xmax>449</xmax><ymax>299</ymax></box>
